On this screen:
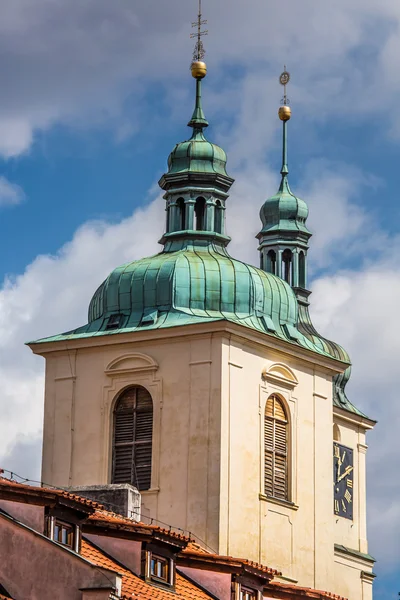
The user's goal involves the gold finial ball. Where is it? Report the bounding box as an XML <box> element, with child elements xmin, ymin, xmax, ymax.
<box><xmin>191</xmin><ymin>61</ymin><xmax>207</xmax><ymax>79</ymax></box>
<box><xmin>278</xmin><ymin>105</ymin><xmax>291</xmax><ymax>121</ymax></box>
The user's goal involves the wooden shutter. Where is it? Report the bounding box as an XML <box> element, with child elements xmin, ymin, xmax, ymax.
<box><xmin>264</xmin><ymin>395</ymin><xmax>288</xmax><ymax>500</ymax></box>
<box><xmin>112</xmin><ymin>387</ymin><xmax>153</xmax><ymax>491</ymax></box>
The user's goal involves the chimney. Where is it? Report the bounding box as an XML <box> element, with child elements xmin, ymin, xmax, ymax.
<box><xmin>69</xmin><ymin>484</ymin><xmax>141</xmax><ymax>521</ymax></box>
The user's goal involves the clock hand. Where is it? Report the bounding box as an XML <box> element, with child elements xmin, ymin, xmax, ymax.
<box><xmin>337</xmin><ymin>465</ymin><xmax>353</xmax><ymax>483</ymax></box>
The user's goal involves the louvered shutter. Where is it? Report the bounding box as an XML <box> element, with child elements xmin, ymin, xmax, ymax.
<box><xmin>113</xmin><ymin>387</ymin><xmax>153</xmax><ymax>491</ymax></box>
<box><xmin>264</xmin><ymin>395</ymin><xmax>288</xmax><ymax>500</ymax></box>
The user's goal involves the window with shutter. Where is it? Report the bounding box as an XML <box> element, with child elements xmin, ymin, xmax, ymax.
<box><xmin>112</xmin><ymin>386</ymin><xmax>153</xmax><ymax>491</ymax></box>
<box><xmin>264</xmin><ymin>394</ymin><xmax>288</xmax><ymax>500</ymax></box>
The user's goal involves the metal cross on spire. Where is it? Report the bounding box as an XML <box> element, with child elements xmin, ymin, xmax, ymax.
<box><xmin>190</xmin><ymin>0</ymin><xmax>208</xmax><ymax>63</ymax></box>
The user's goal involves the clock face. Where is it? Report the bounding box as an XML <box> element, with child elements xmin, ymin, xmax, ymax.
<box><xmin>333</xmin><ymin>442</ymin><xmax>354</xmax><ymax>520</ymax></box>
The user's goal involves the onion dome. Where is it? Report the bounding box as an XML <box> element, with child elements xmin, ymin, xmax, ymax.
<box><xmin>259</xmin><ymin>113</ymin><xmax>310</xmax><ymax>236</ymax></box>
<box><xmin>166</xmin><ymin>77</ymin><xmax>229</xmax><ymax>177</ymax></box>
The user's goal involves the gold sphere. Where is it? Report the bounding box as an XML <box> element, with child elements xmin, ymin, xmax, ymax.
<box><xmin>191</xmin><ymin>61</ymin><xmax>207</xmax><ymax>79</ymax></box>
<box><xmin>278</xmin><ymin>105</ymin><xmax>291</xmax><ymax>121</ymax></box>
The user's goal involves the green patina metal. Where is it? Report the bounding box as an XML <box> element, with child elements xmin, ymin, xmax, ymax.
<box><xmin>31</xmin><ymin>238</ymin><xmax>347</xmax><ymax>364</ymax></box>
<box><xmin>259</xmin><ymin>121</ymin><xmax>310</xmax><ymax>236</ymax></box>
<box><xmin>167</xmin><ymin>78</ymin><xmax>228</xmax><ymax>177</ymax></box>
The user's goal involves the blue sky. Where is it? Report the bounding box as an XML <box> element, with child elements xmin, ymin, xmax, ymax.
<box><xmin>0</xmin><ymin>1</ymin><xmax>398</xmax><ymax>597</ymax></box>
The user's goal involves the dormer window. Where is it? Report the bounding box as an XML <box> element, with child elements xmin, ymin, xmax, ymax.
<box><xmin>240</xmin><ymin>586</ymin><xmax>258</xmax><ymax>600</ymax></box>
<box><xmin>232</xmin><ymin>581</ymin><xmax>261</xmax><ymax>600</ymax></box>
<box><xmin>143</xmin><ymin>547</ymin><xmax>175</xmax><ymax>588</ymax></box>
<box><xmin>106</xmin><ymin>314</ymin><xmax>123</xmax><ymax>330</ymax></box>
<box><xmin>54</xmin><ymin>520</ymin><xmax>75</xmax><ymax>548</ymax></box>
<box><xmin>150</xmin><ymin>554</ymin><xmax>170</xmax><ymax>583</ymax></box>
<box><xmin>45</xmin><ymin>514</ymin><xmax>80</xmax><ymax>552</ymax></box>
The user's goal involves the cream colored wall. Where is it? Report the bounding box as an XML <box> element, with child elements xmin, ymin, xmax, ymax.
<box><xmin>41</xmin><ymin>331</ymin><xmax>224</xmax><ymax>553</ymax></box>
<box><xmin>334</xmin><ymin>549</ymin><xmax>374</xmax><ymax>600</ymax></box>
<box><xmin>37</xmin><ymin>323</ymin><xmax>373</xmax><ymax>599</ymax></box>
<box><xmin>219</xmin><ymin>337</ymin><xmax>335</xmax><ymax>592</ymax></box>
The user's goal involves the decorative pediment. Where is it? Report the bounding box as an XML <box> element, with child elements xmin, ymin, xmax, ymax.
<box><xmin>105</xmin><ymin>353</ymin><xmax>158</xmax><ymax>376</ymax></box>
<box><xmin>262</xmin><ymin>363</ymin><xmax>298</xmax><ymax>388</ymax></box>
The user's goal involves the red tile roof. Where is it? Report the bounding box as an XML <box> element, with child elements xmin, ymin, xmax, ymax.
<box><xmin>179</xmin><ymin>547</ymin><xmax>280</xmax><ymax>579</ymax></box>
<box><xmin>266</xmin><ymin>581</ymin><xmax>347</xmax><ymax>600</ymax></box>
<box><xmin>0</xmin><ymin>477</ymin><xmax>103</xmax><ymax>511</ymax></box>
<box><xmin>87</xmin><ymin>509</ymin><xmax>190</xmax><ymax>543</ymax></box>
<box><xmin>81</xmin><ymin>539</ymin><xmax>215</xmax><ymax>599</ymax></box>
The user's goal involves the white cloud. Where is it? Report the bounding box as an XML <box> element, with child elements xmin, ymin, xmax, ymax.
<box><xmin>0</xmin><ymin>176</ymin><xmax>24</xmax><ymax>207</ymax></box>
<box><xmin>1</xmin><ymin>0</ymin><xmax>400</xmax><ymax>157</ymax></box>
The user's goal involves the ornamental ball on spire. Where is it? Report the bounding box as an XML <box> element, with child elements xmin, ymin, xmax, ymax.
<box><xmin>278</xmin><ymin>105</ymin><xmax>291</xmax><ymax>121</ymax></box>
<box><xmin>191</xmin><ymin>60</ymin><xmax>207</xmax><ymax>78</ymax></box>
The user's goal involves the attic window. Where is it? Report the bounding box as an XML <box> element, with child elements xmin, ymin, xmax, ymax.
<box><xmin>240</xmin><ymin>587</ymin><xmax>258</xmax><ymax>600</ymax></box>
<box><xmin>145</xmin><ymin>550</ymin><xmax>174</xmax><ymax>587</ymax></box>
<box><xmin>54</xmin><ymin>520</ymin><xmax>74</xmax><ymax>548</ymax></box>
<box><xmin>106</xmin><ymin>314</ymin><xmax>123</xmax><ymax>330</ymax></box>
<box><xmin>150</xmin><ymin>554</ymin><xmax>169</xmax><ymax>582</ymax></box>
<box><xmin>47</xmin><ymin>517</ymin><xmax>80</xmax><ymax>552</ymax></box>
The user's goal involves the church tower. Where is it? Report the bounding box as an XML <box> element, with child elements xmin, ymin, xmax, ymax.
<box><xmin>29</xmin><ymin>10</ymin><xmax>376</xmax><ymax>600</ymax></box>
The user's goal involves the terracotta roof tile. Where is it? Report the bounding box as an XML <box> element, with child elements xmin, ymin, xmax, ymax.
<box><xmin>88</xmin><ymin>509</ymin><xmax>190</xmax><ymax>542</ymax></box>
<box><xmin>0</xmin><ymin>477</ymin><xmax>103</xmax><ymax>510</ymax></box>
<box><xmin>180</xmin><ymin>547</ymin><xmax>280</xmax><ymax>578</ymax></box>
<box><xmin>267</xmin><ymin>581</ymin><xmax>347</xmax><ymax>600</ymax></box>
<box><xmin>81</xmin><ymin>539</ymin><xmax>215</xmax><ymax>599</ymax></box>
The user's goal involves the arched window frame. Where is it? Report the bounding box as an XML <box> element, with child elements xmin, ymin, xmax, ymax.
<box><xmin>282</xmin><ymin>249</ymin><xmax>293</xmax><ymax>285</ymax></box>
<box><xmin>264</xmin><ymin>394</ymin><xmax>290</xmax><ymax>501</ymax></box>
<box><xmin>299</xmin><ymin>251</ymin><xmax>306</xmax><ymax>288</ymax></box>
<box><xmin>176</xmin><ymin>197</ymin><xmax>186</xmax><ymax>231</ymax></box>
<box><xmin>266</xmin><ymin>250</ymin><xmax>277</xmax><ymax>275</ymax></box>
<box><xmin>112</xmin><ymin>385</ymin><xmax>153</xmax><ymax>491</ymax></box>
<box><xmin>333</xmin><ymin>423</ymin><xmax>341</xmax><ymax>442</ymax></box>
<box><xmin>215</xmin><ymin>200</ymin><xmax>223</xmax><ymax>234</ymax></box>
<box><xmin>194</xmin><ymin>197</ymin><xmax>206</xmax><ymax>231</ymax></box>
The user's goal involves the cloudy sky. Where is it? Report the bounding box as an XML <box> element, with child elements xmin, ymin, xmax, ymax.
<box><xmin>0</xmin><ymin>0</ymin><xmax>398</xmax><ymax>596</ymax></box>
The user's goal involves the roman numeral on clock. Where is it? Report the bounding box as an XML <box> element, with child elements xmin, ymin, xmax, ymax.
<box><xmin>347</xmin><ymin>478</ymin><xmax>353</xmax><ymax>488</ymax></box>
<box><xmin>344</xmin><ymin>489</ymin><xmax>352</xmax><ymax>503</ymax></box>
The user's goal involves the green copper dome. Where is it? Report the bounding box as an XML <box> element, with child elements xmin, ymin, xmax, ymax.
<box><xmin>166</xmin><ymin>78</ymin><xmax>228</xmax><ymax>177</ymax></box>
<box><xmin>33</xmin><ymin>237</ymin><xmax>350</xmax><ymax>364</ymax></box>
<box><xmin>87</xmin><ymin>240</ymin><xmax>298</xmax><ymax>332</ymax></box>
<box><xmin>259</xmin><ymin>120</ymin><xmax>310</xmax><ymax>236</ymax></box>
<box><xmin>167</xmin><ymin>129</ymin><xmax>228</xmax><ymax>177</ymax></box>
<box><xmin>260</xmin><ymin>175</ymin><xmax>310</xmax><ymax>233</ymax></box>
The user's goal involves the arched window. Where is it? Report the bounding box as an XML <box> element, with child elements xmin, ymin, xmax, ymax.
<box><xmin>265</xmin><ymin>395</ymin><xmax>288</xmax><ymax>500</ymax></box>
<box><xmin>112</xmin><ymin>386</ymin><xmax>153</xmax><ymax>491</ymax></box>
<box><xmin>282</xmin><ymin>249</ymin><xmax>292</xmax><ymax>285</ymax></box>
<box><xmin>176</xmin><ymin>198</ymin><xmax>186</xmax><ymax>231</ymax></box>
<box><xmin>333</xmin><ymin>423</ymin><xmax>341</xmax><ymax>442</ymax></box>
<box><xmin>299</xmin><ymin>251</ymin><xmax>306</xmax><ymax>288</ymax></box>
<box><xmin>195</xmin><ymin>197</ymin><xmax>206</xmax><ymax>231</ymax></box>
<box><xmin>215</xmin><ymin>200</ymin><xmax>223</xmax><ymax>234</ymax></box>
<box><xmin>267</xmin><ymin>250</ymin><xmax>276</xmax><ymax>275</ymax></box>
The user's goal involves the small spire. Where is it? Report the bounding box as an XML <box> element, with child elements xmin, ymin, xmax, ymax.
<box><xmin>188</xmin><ymin>0</ymin><xmax>209</xmax><ymax>130</ymax></box>
<box><xmin>278</xmin><ymin>67</ymin><xmax>291</xmax><ymax>179</ymax></box>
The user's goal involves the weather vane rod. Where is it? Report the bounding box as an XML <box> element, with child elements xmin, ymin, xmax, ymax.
<box><xmin>280</xmin><ymin>66</ymin><xmax>290</xmax><ymax>106</ymax></box>
<box><xmin>190</xmin><ymin>0</ymin><xmax>208</xmax><ymax>63</ymax></box>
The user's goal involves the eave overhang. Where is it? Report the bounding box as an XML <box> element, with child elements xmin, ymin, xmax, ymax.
<box><xmin>28</xmin><ymin>319</ymin><xmax>349</xmax><ymax>376</ymax></box>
